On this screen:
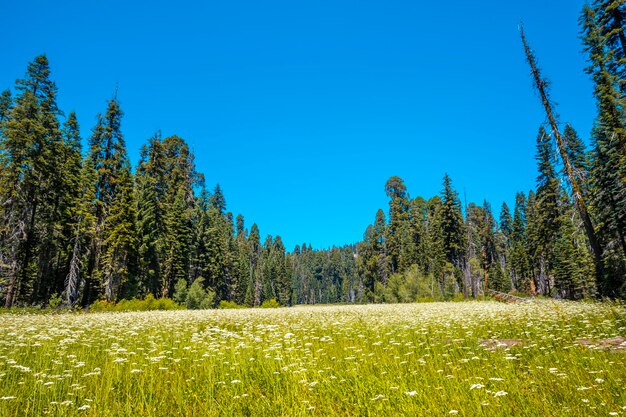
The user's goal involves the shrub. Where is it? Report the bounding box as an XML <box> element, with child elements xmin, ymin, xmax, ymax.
<box><xmin>382</xmin><ymin>265</ymin><xmax>443</xmax><ymax>303</ymax></box>
<box><xmin>260</xmin><ymin>298</ymin><xmax>280</xmax><ymax>308</ymax></box>
<box><xmin>153</xmin><ymin>297</ymin><xmax>181</xmax><ymax>310</ymax></box>
<box><xmin>173</xmin><ymin>279</ymin><xmax>188</xmax><ymax>305</ymax></box>
<box><xmin>218</xmin><ymin>300</ymin><xmax>244</xmax><ymax>309</ymax></box>
<box><xmin>88</xmin><ymin>295</ymin><xmax>183</xmax><ymax>312</ymax></box>
<box><xmin>185</xmin><ymin>277</ymin><xmax>215</xmax><ymax>310</ymax></box>
<box><xmin>90</xmin><ymin>300</ymin><xmax>113</xmax><ymax>312</ymax></box>
<box><xmin>48</xmin><ymin>293</ymin><xmax>64</xmax><ymax>309</ymax></box>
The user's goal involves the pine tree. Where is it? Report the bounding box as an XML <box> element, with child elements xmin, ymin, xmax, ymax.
<box><xmin>234</xmin><ymin>214</ymin><xmax>250</xmax><ymax>304</ymax></box>
<box><xmin>102</xmin><ymin>166</ymin><xmax>137</xmax><ymax>300</ymax></box>
<box><xmin>272</xmin><ymin>236</ymin><xmax>291</xmax><ymax>305</ymax></box>
<box><xmin>247</xmin><ymin>223</ymin><xmax>262</xmax><ymax>306</ymax></box>
<box><xmin>509</xmin><ymin>193</ymin><xmax>532</xmax><ymax>293</ymax></box>
<box><xmin>0</xmin><ymin>55</ymin><xmax>66</xmax><ymax>307</ymax></box>
<box><xmin>499</xmin><ymin>203</ymin><xmax>513</xmax><ymax>241</ymax></box>
<box><xmin>424</xmin><ymin>196</ymin><xmax>446</xmax><ymax>288</ymax></box>
<box><xmin>403</xmin><ymin>197</ymin><xmax>427</xmax><ymax>271</ymax></box>
<box><xmin>223</xmin><ymin>212</ymin><xmax>239</xmax><ymax>302</ymax></box>
<box><xmin>135</xmin><ymin>158</ymin><xmax>162</xmax><ymax>296</ymax></box>
<box><xmin>86</xmin><ymin>97</ymin><xmax>136</xmax><ymax>302</ymax></box>
<box><xmin>210</xmin><ymin>184</ymin><xmax>226</xmax><ymax>215</ymax></box>
<box><xmin>525</xmin><ymin>191</ymin><xmax>542</xmax><ymax>295</ymax></box>
<box><xmin>190</xmin><ymin>187</ymin><xmax>210</xmax><ymax>283</ymax></box>
<box><xmin>135</xmin><ymin>133</ymin><xmax>202</xmax><ymax>297</ymax></box>
<box><xmin>135</xmin><ymin>134</ymin><xmax>165</xmax><ymax>296</ymax></box>
<box><xmin>162</xmin><ymin>188</ymin><xmax>192</xmax><ymax>297</ymax></box>
<box><xmin>0</xmin><ymin>89</ymin><xmax>11</xmax><ymax>125</ymax></box>
<box><xmin>587</xmin><ymin>1</ymin><xmax>626</xmax><ymax>90</ymax></box>
<box><xmin>65</xmin><ymin>156</ymin><xmax>97</xmax><ymax>307</ymax></box>
<box><xmin>563</xmin><ymin>124</ymin><xmax>591</xmax><ymax>195</ymax></box>
<box><xmin>554</xmin><ymin>204</ymin><xmax>595</xmax><ymax>299</ymax></box>
<box><xmin>534</xmin><ymin>126</ymin><xmax>564</xmax><ymax>295</ymax></box>
<box><xmin>356</xmin><ymin>209</ymin><xmax>388</xmax><ymax>301</ymax></box>
<box><xmin>581</xmin><ymin>3</ymin><xmax>626</xmax><ymax>296</ymax></box>
<box><xmin>496</xmin><ymin>202</ymin><xmax>513</xmax><ymax>289</ymax></box>
<box><xmin>61</xmin><ymin>112</ymin><xmax>86</xmax><ymax>307</ymax></box>
<box><xmin>260</xmin><ymin>235</ymin><xmax>276</xmax><ymax>302</ymax></box>
<box><xmin>384</xmin><ymin>176</ymin><xmax>409</xmax><ymax>274</ymax></box>
<box><xmin>438</xmin><ymin>174</ymin><xmax>466</xmax><ymax>293</ymax></box>
<box><xmin>478</xmin><ymin>202</ymin><xmax>499</xmax><ymax>294</ymax></box>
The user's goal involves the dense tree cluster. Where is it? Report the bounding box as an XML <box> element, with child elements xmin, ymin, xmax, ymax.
<box><xmin>355</xmin><ymin>167</ymin><xmax>596</xmax><ymax>302</ymax></box>
<box><xmin>0</xmin><ymin>57</ymin><xmax>298</xmax><ymax>308</ymax></box>
<box><xmin>0</xmin><ymin>1</ymin><xmax>625</xmax><ymax>307</ymax></box>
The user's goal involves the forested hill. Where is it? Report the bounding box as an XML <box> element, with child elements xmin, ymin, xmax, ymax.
<box><xmin>1</xmin><ymin>1</ymin><xmax>626</xmax><ymax>308</ymax></box>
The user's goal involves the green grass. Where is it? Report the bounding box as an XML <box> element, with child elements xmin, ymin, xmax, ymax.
<box><xmin>0</xmin><ymin>301</ymin><xmax>625</xmax><ymax>416</ymax></box>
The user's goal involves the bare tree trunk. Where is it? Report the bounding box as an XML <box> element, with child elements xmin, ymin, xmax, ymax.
<box><xmin>253</xmin><ymin>248</ymin><xmax>261</xmax><ymax>306</ymax></box>
<box><xmin>462</xmin><ymin>260</ymin><xmax>470</xmax><ymax>298</ymax></box>
<box><xmin>4</xmin><ymin>261</ymin><xmax>19</xmax><ymax>308</ymax></box>
<box><xmin>3</xmin><ymin>199</ymin><xmax>29</xmax><ymax>308</ymax></box>
<box><xmin>66</xmin><ymin>228</ymin><xmax>84</xmax><ymax>307</ymax></box>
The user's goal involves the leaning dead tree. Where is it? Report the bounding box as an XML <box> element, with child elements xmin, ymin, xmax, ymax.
<box><xmin>520</xmin><ymin>26</ymin><xmax>604</xmax><ymax>274</ymax></box>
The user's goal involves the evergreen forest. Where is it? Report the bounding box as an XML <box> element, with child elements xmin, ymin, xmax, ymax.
<box><xmin>2</xmin><ymin>0</ymin><xmax>626</xmax><ymax>309</ymax></box>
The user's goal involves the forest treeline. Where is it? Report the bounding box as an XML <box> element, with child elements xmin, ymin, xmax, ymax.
<box><xmin>1</xmin><ymin>0</ymin><xmax>625</xmax><ymax>308</ymax></box>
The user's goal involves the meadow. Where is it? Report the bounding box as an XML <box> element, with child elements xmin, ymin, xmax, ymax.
<box><xmin>0</xmin><ymin>301</ymin><xmax>625</xmax><ymax>416</ymax></box>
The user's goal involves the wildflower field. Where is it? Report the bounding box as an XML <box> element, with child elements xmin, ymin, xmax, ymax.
<box><xmin>0</xmin><ymin>301</ymin><xmax>625</xmax><ymax>416</ymax></box>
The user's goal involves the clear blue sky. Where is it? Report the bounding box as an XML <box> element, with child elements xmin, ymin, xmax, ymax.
<box><xmin>2</xmin><ymin>0</ymin><xmax>595</xmax><ymax>250</ymax></box>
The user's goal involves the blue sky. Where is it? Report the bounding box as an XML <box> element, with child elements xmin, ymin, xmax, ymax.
<box><xmin>2</xmin><ymin>0</ymin><xmax>595</xmax><ymax>250</ymax></box>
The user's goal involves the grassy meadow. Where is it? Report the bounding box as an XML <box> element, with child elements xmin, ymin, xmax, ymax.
<box><xmin>0</xmin><ymin>301</ymin><xmax>625</xmax><ymax>416</ymax></box>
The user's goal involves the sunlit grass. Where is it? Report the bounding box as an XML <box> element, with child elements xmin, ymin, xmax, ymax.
<box><xmin>0</xmin><ymin>301</ymin><xmax>625</xmax><ymax>416</ymax></box>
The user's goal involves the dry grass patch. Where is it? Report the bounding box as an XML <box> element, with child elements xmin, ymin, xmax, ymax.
<box><xmin>479</xmin><ymin>338</ymin><xmax>525</xmax><ymax>350</ymax></box>
<box><xmin>576</xmin><ymin>336</ymin><xmax>626</xmax><ymax>352</ymax></box>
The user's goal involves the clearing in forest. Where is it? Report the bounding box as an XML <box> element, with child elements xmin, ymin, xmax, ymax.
<box><xmin>0</xmin><ymin>301</ymin><xmax>624</xmax><ymax>416</ymax></box>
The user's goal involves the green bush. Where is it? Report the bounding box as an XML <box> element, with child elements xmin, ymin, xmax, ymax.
<box><xmin>48</xmin><ymin>293</ymin><xmax>64</xmax><ymax>309</ymax></box>
<box><xmin>260</xmin><ymin>298</ymin><xmax>280</xmax><ymax>308</ymax></box>
<box><xmin>153</xmin><ymin>297</ymin><xmax>181</xmax><ymax>310</ymax></box>
<box><xmin>88</xmin><ymin>295</ymin><xmax>183</xmax><ymax>312</ymax></box>
<box><xmin>218</xmin><ymin>300</ymin><xmax>244</xmax><ymax>309</ymax></box>
<box><xmin>185</xmin><ymin>277</ymin><xmax>215</xmax><ymax>310</ymax></box>
<box><xmin>382</xmin><ymin>265</ymin><xmax>443</xmax><ymax>303</ymax></box>
<box><xmin>90</xmin><ymin>300</ymin><xmax>114</xmax><ymax>312</ymax></box>
<box><xmin>173</xmin><ymin>279</ymin><xmax>188</xmax><ymax>305</ymax></box>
